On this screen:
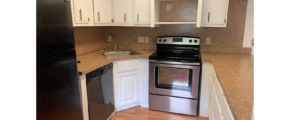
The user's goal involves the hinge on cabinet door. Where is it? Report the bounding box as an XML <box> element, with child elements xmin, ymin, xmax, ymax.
<box><xmin>224</xmin><ymin>19</ymin><xmax>226</xmax><ymax>23</ymax></box>
<box><xmin>111</xmin><ymin>19</ymin><xmax>114</xmax><ymax>23</ymax></box>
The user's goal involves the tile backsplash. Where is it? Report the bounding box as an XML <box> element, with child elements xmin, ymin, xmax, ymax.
<box><xmin>74</xmin><ymin>0</ymin><xmax>251</xmax><ymax>55</ymax></box>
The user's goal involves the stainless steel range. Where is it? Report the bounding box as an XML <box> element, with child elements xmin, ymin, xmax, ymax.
<box><xmin>149</xmin><ymin>36</ymin><xmax>202</xmax><ymax>116</ymax></box>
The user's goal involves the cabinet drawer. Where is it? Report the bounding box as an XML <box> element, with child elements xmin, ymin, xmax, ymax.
<box><xmin>215</xmin><ymin>78</ymin><xmax>224</xmax><ymax>109</ymax></box>
<box><xmin>211</xmin><ymin>65</ymin><xmax>217</xmax><ymax>77</ymax></box>
<box><xmin>222</xmin><ymin>96</ymin><xmax>234</xmax><ymax>120</ymax></box>
<box><xmin>210</xmin><ymin>76</ymin><xmax>216</xmax><ymax>92</ymax></box>
<box><xmin>213</xmin><ymin>94</ymin><xmax>221</xmax><ymax>120</ymax></box>
<box><xmin>116</xmin><ymin>60</ymin><xmax>139</xmax><ymax>73</ymax></box>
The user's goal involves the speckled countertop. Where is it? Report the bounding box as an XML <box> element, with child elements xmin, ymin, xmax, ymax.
<box><xmin>201</xmin><ymin>53</ymin><xmax>254</xmax><ymax>120</ymax></box>
<box><xmin>76</xmin><ymin>51</ymin><xmax>253</xmax><ymax>120</ymax></box>
<box><xmin>76</xmin><ymin>50</ymin><xmax>156</xmax><ymax>75</ymax></box>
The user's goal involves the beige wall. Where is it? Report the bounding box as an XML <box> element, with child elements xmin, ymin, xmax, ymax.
<box><xmin>74</xmin><ymin>0</ymin><xmax>252</xmax><ymax>55</ymax></box>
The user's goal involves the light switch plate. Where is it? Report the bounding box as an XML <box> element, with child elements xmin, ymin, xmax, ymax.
<box><xmin>206</xmin><ymin>38</ymin><xmax>211</xmax><ymax>44</ymax></box>
<box><xmin>145</xmin><ymin>37</ymin><xmax>149</xmax><ymax>43</ymax></box>
<box><xmin>108</xmin><ymin>36</ymin><xmax>112</xmax><ymax>42</ymax></box>
<box><xmin>138</xmin><ymin>37</ymin><xmax>144</xmax><ymax>43</ymax></box>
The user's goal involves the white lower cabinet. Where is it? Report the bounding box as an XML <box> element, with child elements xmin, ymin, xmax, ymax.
<box><xmin>114</xmin><ymin>59</ymin><xmax>149</xmax><ymax>111</ymax></box>
<box><xmin>201</xmin><ymin>62</ymin><xmax>235</xmax><ymax>120</ymax></box>
<box><xmin>116</xmin><ymin>71</ymin><xmax>139</xmax><ymax>106</ymax></box>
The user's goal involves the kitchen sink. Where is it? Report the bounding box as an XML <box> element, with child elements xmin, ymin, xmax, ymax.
<box><xmin>99</xmin><ymin>50</ymin><xmax>142</xmax><ymax>58</ymax></box>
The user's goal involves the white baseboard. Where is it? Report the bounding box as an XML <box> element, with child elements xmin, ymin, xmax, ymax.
<box><xmin>199</xmin><ymin>110</ymin><xmax>209</xmax><ymax>117</ymax></box>
<box><xmin>140</xmin><ymin>103</ymin><xmax>149</xmax><ymax>108</ymax></box>
<box><xmin>115</xmin><ymin>102</ymin><xmax>140</xmax><ymax>112</ymax></box>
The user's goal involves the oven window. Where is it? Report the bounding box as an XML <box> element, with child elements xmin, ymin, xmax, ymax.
<box><xmin>156</xmin><ymin>67</ymin><xmax>192</xmax><ymax>91</ymax></box>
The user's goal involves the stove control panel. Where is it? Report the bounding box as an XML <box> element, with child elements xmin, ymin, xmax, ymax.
<box><xmin>157</xmin><ymin>37</ymin><xmax>200</xmax><ymax>45</ymax></box>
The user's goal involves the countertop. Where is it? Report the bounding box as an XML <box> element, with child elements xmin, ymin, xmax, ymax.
<box><xmin>201</xmin><ymin>53</ymin><xmax>254</xmax><ymax>120</ymax></box>
<box><xmin>76</xmin><ymin>50</ymin><xmax>156</xmax><ymax>75</ymax></box>
<box><xmin>77</xmin><ymin>50</ymin><xmax>253</xmax><ymax>120</ymax></box>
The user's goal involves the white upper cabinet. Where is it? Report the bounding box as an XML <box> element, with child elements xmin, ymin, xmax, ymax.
<box><xmin>113</xmin><ymin>0</ymin><xmax>133</xmax><ymax>26</ymax></box>
<box><xmin>201</xmin><ymin>0</ymin><xmax>229</xmax><ymax>27</ymax></box>
<box><xmin>93</xmin><ymin>0</ymin><xmax>113</xmax><ymax>25</ymax></box>
<box><xmin>71</xmin><ymin>0</ymin><xmax>90</xmax><ymax>24</ymax></box>
<box><xmin>133</xmin><ymin>0</ymin><xmax>150</xmax><ymax>26</ymax></box>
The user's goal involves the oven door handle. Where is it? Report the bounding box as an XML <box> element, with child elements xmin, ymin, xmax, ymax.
<box><xmin>149</xmin><ymin>60</ymin><xmax>200</xmax><ymax>66</ymax></box>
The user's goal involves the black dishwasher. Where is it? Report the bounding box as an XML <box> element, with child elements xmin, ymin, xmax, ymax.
<box><xmin>86</xmin><ymin>63</ymin><xmax>115</xmax><ymax>120</ymax></box>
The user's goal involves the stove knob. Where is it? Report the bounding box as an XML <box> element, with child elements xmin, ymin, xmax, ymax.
<box><xmin>194</xmin><ymin>40</ymin><xmax>198</xmax><ymax>43</ymax></box>
<box><xmin>189</xmin><ymin>40</ymin><xmax>192</xmax><ymax>43</ymax></box>
<box><xmin>163</xmin><ymin>39</ymin><xmax>167</xmax><ymax>42</ymax></box>
<box><xmin>159</xmin><ymin>39</ymin><xmax>162</xmax><ymax>42</ymax></box>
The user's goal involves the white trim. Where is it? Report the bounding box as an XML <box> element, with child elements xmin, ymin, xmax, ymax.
<box><xmin>199</xmin><ymin>110</ymin><xmax>209</xmax><ymax>117</ymax></box>
<box><xmin>115</xmin><ymin>102</ymin><xmax>141</xmax><ymax>111</ymax></box>
<box><xmin>140</xmin><ymin>103</ymin><xmax>149</xmax><ymax>108</ymax></box>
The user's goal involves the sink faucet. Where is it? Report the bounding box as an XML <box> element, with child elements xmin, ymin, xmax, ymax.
<box><xmin>108</xmin><ymin>42</ymin><xmax>117</xmax><ymax>51</ymax></box>
<box><xmin>124</xmin><ymin>43</ymin><xmax>127</xmax><ymax>51</ymax></box>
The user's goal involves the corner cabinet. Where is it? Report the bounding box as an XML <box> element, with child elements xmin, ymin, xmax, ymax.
<box><xmin>113</xmin><ymin>59</ymin><xmax>149</xmax><ymax>111</ymax></box>
<box><xmin>201</xmin><ymin>0</ymin><xmax>229</xmax><ymax>27</ymax></box>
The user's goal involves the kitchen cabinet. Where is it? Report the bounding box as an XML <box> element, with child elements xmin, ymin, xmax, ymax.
<box><xmin>113</xmin><ymin>0</ymin><xmax>133</xmax><ymax>26</ymax></box>
<box><xmin>201</xmin><ymin>0</ymin><xmax>229</xmax><ymax>27</ymax></box>
<box><xmin>133</xmin><ymin>0</ymin><xmax>150</xmax><ymax>26</ymax></box>
<box><xmin>71</xmin><ymin>0</ymin><xmax>91</xmax><ymax>25</ymax></box>
<box><xmin>116</xmin><ymin>71</ymin><xmax>139</xmax><ymax>106</ymax></box>
<box><xmin>92</xmin><ymin>0</ymin><xmax>113</xmax><ymax>25</ymax></box>
<box><xmin>114</xmin><ymin>59</ymin><xmax>149</xmax><ymax>111</ymax></box>
<box><xmin>200</xmin><ymin>62</ymin><xmax>235</xmax><ymax>120</ymax></box>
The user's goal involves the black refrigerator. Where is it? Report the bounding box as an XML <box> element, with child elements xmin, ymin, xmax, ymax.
<box><xmin>37</xmin><ymin>0</ymin><xmax>83</xmax><ymax>120</ymax></box>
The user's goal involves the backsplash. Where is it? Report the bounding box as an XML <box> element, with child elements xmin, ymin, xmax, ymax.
<box><xmin>74</xmin><ymin>0</ymin><xmax>251</xmax><ymax>54</ymax></box>
<box><xmin>73</xmin><ymin>27</ymin><xmax>107</xmax><ymax>56</ymax></box>
<box><xmin>159</xmin><ymin>0</ymin><xmax>198</xmax><ymax>22</ymax></box>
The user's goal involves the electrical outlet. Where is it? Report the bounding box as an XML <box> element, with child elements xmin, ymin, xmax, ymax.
<box><xmin>108</xmin><ymin>36</ymin><xmax>112</xmax><ymax>42</ymax></box>
<box><xmin>252</xmin><ymin>38</ymin><xmax>255</xmax><ymax>46</ymax></box>
<box><xmin>167</xmin><ymin>4</ymin><xmax>171</xmax><ymax>11</ymax></box>
<box><xmin>145</xmin><ymin>37</ymin><xmax>149</xmax><ymax>43</ymax></box>
<box><xmin>138</xmin><ymin>37</ymin><xmax>144</xmax><ymax>43</ymax></box>
<box><xmin>206</xmin><ymin>38</ymin><xmax>211</xmax><ymax>44</ymax></box>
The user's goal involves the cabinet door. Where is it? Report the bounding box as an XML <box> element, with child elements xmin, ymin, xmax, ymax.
<box><xmin>113</xmin><ymin>0</ymin><xmax>133</xmax><ymax>25</ymax></box>
<box><xmin>72</xmin><ymin>0</ymin><xmax>90</xmax><ymax>24</ymax></box>
<box><xmin>93</xmin><ymin>0</ymin><xmax>113</xmax><ymax>24</ymax></box>
<box><xmin>201</xmin><ymin>0</ymin><xmax>229</xmax><ymax>27</ymax></box>
<box><xmin>117</xmin><ymin>71</ymin><xmax>139</xmax><ymax>106</ymax></box>
<box><xmin>133</xmin><ymin>0</ymin><xmax>150</xmax><ymax>25</ymax></box>
<box><xmin>209</xmin><ymin>87</ymin><xmax>215</xmax><ymax>120</ymax></box>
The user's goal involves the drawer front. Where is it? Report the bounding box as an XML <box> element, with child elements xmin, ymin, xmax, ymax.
<box><xmin>210</xmin><ymin>76</ymin><xmax>216</xmax><ymax>93</ymax></box>
<box><xmin>116</xmin><ymin>60</ymin><xmax>139</xmax><ymax>73</ymax></box>
<box><xmin>215</xmin><ymin>78</ymin><xmax>224</xmax><ymax>109</ymax></box>
<box><xmin>213</xmin><ymin>94</ymin><xmax>221</xmax><ymax>120</ymax></box>
<box><xmin>211</xmin><ymin>65</ymin><xmax>217</xmax><ymax>77</ymax></box>
<box><xmin>149</xmin><ymin>94</ymin><xmax>198</xmax><ymax>116</ymax></box>
<box><xmin>222</xmin><ymin>96</ymin><xmax>234</xmax><ymax>120</ymax></box>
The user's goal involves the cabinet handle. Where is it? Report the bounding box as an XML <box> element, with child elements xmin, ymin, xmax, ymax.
<box><xmin>224</xmin><ymin>19</ymin><xmax>226</xmax><ymax>23</ymax></box>
<box><xmin>137</xmin><ymin>14</ymin><xmax>139</xmax><ymax>23</ymax></box>
<box><xmin>124</xmin><ymin>13</ymin><xmax>126</xmax><ymax>22</ymax></box>
<box><xmin>79</xmin><ymin>9</ymin><xmax>82</xmax><ymax>21</ymax></box>
<box><xmin>208</xmin><ymin>12</ymin><xmax>210</xmax><ymax>22</ymax></box>
<box><xmin>88</xmin><ymin>17</ymin><xmax>90</xmax><ymax>21</ymax></box>
<box><xmin>98</xmin><ymin>11</ymin><xmax>100</xmax><ymax>22</ymax></box>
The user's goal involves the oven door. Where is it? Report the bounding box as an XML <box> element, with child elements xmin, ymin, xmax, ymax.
<box><xmin>149</xmin><ymin>62</ymin><xmax>200</xmax><ymax>99</ymax></box>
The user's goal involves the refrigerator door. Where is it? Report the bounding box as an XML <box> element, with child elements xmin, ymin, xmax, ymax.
<box><xmin>37</xmin><ymin>50</ymin><xmax>83</xmax><ymax>120</ymax></box>
<box><xmin>37</xmin><ymin>0</ymin><xmax>75</xmax><ymax>60</ymax></box>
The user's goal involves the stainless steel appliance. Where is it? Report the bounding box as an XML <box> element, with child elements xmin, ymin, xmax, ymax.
<box><xmin>149</xmin><ymin>36</ymin><xmax>202</xmax><ymax>116</ymax></box>
<box><xmin>86</xmin><ymin>63</ymin><xmax>115</xmax><ymax>120</ymax></box>
<box><xmin>37</xmin><ymin>0</ymin><xmax>83</xmax><ymax>119</ymax></box>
